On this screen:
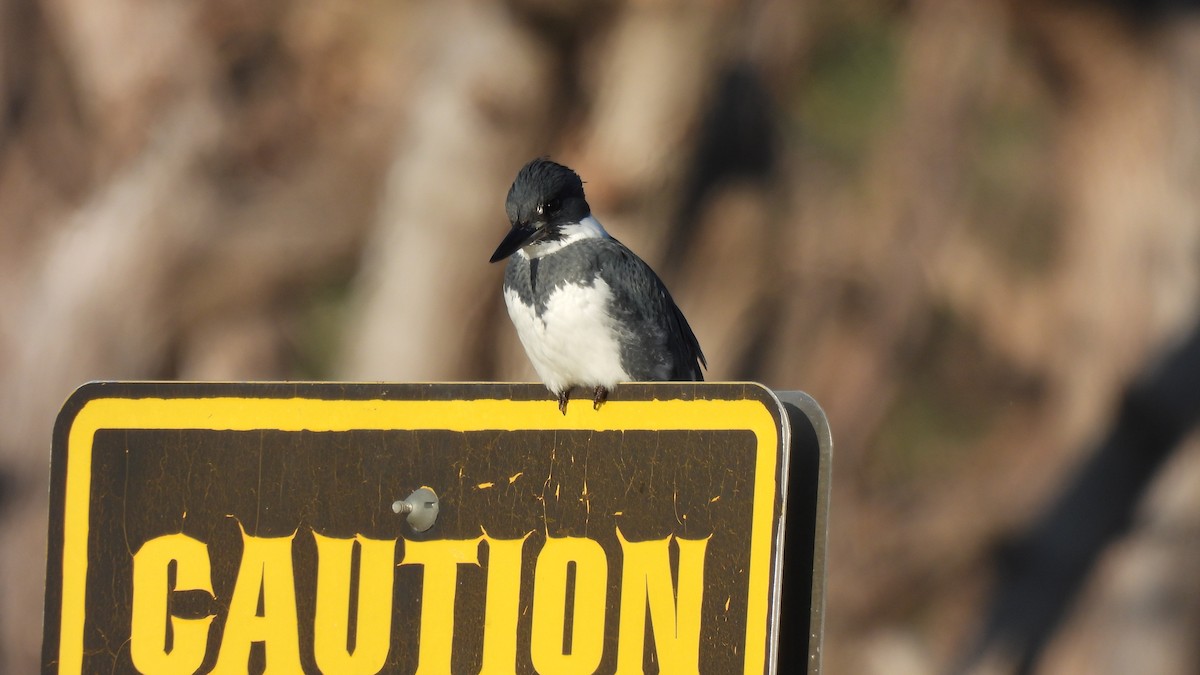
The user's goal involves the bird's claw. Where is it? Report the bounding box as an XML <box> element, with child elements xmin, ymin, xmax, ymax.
<box><xmin>555</xmin><ymin>387</ymin><xmax>607</xmax><ymax>413</ymax></box>
<box><xmin>592</xmin><ymin>386</ymin><xmax>608</xmax><ymax>410</ymax></box>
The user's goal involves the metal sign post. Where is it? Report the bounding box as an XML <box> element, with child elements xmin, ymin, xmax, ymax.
<box><xmin>43</xmin><ymin>382</ymin><xmax>830</xmax><ymax>674</ymax></box>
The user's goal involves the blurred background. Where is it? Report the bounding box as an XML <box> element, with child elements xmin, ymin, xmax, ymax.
<box><xmin>2</xmin><ymin>0</ymin><xmax>1199</xmax><ymax>672</ymax></box>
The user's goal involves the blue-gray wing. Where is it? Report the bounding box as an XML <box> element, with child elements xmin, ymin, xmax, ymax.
<box><xmin>596</xmin><ymin>239</ymin><xmax>706</xmax><ymax>381</ymax></box>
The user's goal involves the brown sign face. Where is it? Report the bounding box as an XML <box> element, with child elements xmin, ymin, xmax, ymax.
<box><xmin>44</xmin><ymin>383</ymin><xmax>795</xmax><ymax>674</ymax></box>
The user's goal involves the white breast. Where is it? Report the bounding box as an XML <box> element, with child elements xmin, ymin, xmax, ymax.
<box><xmin>504</xmin><ymin>278</ymin><xmax>631</xmax><ymax>395</ymax></box>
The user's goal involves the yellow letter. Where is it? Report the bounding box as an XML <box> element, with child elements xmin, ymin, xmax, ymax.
<box><xmin>530</xmin><ymin>537</ymin><xmax>607</xmax><ymax>674</ymax></box>
<box><xmin>399</xmin><ymin>537</ymin><xmax>482</xmax><ymax>674</ymax></box>
<box><xmin>615</xmin><ymin>529</ymin><xmax>708</xmax><ymax>673</ymax></box>
<box><xmin>313</xmin><ymin>533</ymin><xmax>397</xmax><ymax>674</ymax></box>
<box><xmin>212</xmin><ymin>529</ymin><xmax>302</xmax><ymax>674</ymax></box>
<box><xmin>130</xmin><ymin>533</ymin><xmax>215</xmax><ymax>675</ymax></box>
<box><xmin>479</xmin><ymin>532</ymin><xmax>529</xmax><ymax>674</ymax></box>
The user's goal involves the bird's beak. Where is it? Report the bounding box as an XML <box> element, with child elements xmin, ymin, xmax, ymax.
<box><xmin>489</xmin><ymin>223</ymin><xmax>547</xmax><ymax>263</ymax></box>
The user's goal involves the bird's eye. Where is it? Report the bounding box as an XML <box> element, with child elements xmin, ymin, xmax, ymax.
<box><xmin>544</xmin><ymin>199</ymin><xmax>561</xmax><ymax>215</ymax></box>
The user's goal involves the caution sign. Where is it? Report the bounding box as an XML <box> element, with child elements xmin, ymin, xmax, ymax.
<box><xmin>43</xmin><ymin>382</ymin><xmax>826</xmax><ymax>673</ymax></box>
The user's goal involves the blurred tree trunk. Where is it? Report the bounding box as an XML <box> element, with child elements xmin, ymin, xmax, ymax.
<box><xmin>337</xmin><ymin>2</ymin><xmax>560</xmax><ymax>381</ymax></box>
<box><xmin>956</xmin><ymin>3</ymin><xmax>1200</xmax><ymax>673</ymax></box>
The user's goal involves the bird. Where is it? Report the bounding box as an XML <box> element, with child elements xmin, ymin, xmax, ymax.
<box><xmin>489</xmin><ymin>158</ymin><xmax>706</xmax><ymax>414</ymax></box>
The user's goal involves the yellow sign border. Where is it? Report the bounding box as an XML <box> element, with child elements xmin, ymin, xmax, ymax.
<box><xmin>56</xmin><ymin>389</ymin><xmax>782</xmax><ymax>673</ymax></box>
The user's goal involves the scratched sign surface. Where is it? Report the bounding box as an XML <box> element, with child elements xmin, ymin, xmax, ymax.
<box><xmin>44</xmin><ymin>382</ymin><xmax>790</xmax><ymax>674</ymax></box>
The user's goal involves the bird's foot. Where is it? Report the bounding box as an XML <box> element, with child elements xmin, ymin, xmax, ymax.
<box><xmin>592</xmin><ymin>386</ymin><xmax>609</xmax><ymax>410</ymax></box>
<box><xmin>557</xmin><ymin>390</ymin><xmax>570</xmax><ymax>415</ymax></box>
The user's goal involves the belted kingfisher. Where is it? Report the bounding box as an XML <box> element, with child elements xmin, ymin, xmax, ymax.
<box><xmin>489</xmin><ymin>158</ymin><xmax>706</xmax><ymax>413</ymax></box>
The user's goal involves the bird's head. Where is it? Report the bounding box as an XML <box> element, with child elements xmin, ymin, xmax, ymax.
<box><xmin>489</xmin><ymin>158</ymin><xmax>591</xmax><ymax>263</ymax></box>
